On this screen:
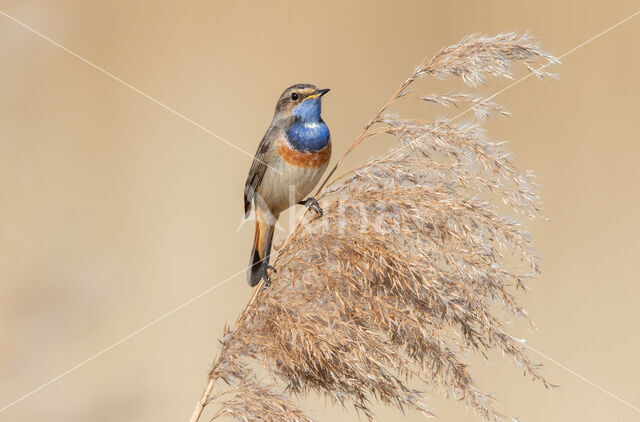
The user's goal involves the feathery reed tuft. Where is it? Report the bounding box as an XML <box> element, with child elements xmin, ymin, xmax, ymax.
<box><xmin>190</xmin><ymin>32</ymin><xmax>558</xmax><ymax>422</ymax></box>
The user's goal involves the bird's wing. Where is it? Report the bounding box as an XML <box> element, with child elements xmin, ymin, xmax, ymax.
<box><xmin>244</xmin><ymin>125</ymin><xmax>276</xmax><ymax>217</ymax></box>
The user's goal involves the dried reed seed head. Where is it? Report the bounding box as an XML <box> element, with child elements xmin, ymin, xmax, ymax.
<box><xmin>421</xmin><ymin>93</ymin><xmax>512</xmax><ymax>120</ymax></box>
<box><xmin>205</xmin><ymin>32</ymin><xmax>557</xmax><ymax>422</ymax></box>
<box><xmin>414</xmin><ymin>32</ymin><xmax>559</xmax><ymax>86</ymax></box>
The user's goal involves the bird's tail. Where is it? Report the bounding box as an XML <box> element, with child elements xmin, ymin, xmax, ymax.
<box><xmin>248</xmin><ymin>208</ymin><xmax>275</xmax><ymax>286</ymax></box>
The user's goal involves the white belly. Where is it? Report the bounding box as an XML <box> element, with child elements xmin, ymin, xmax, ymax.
<box><xmin>256</xmin><ymin>158</ymin><xmax>328</xmax><ymax>217</ymax></box>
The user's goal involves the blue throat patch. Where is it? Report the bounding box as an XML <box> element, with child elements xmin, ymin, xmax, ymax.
<box><xmin>286</xmin><ymin>98</ymin><xmax>330</xmax><ymax>153</ymax></box>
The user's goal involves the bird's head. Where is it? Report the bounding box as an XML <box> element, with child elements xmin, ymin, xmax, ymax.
<box><xmin>274</xmin><ymin>84</ymin><xmax>330</xmax><ymax>122</ymax></box>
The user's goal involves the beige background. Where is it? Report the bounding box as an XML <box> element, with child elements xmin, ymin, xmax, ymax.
<box><xmin>1</xmin><ymin>1</ymin><xmax>639</xmax><ymax>421</ymax></box>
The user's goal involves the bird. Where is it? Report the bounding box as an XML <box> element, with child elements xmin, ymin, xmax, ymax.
<box><xmin>244</xmin><ymin>84</ymin><xmax>331</xmax><ymax>287</ymax></box>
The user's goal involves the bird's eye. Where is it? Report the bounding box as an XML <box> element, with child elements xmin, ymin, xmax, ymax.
<box><xmin>290</xmin><ymin>92</ymin><xmax>299</xmax><ymax>101</ymax></box>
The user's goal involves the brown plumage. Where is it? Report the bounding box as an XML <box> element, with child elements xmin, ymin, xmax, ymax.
<box><xmin>244</xmin><ymin>84</ymin><xmax>331</xmax><ymax>286</ymax></box>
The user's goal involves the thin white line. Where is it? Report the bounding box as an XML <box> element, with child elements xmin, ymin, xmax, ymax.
<box><xmin>514</xmin><ymin>339</ymin><xmax>640</xmax><ymax>414</ymax></box>
<box><xmin>0</xmin><ymin>267</ymin><xmax>246</xmax><ymax>414</ymax></box>
<box><xmin>448</xmin><ymin>9</ymin><xmax>640</xmax><ymax>123</ymax></box>
<box><xmin>0</xmin><ymin>9</ymin><xmax>280</xmax><ymax>173</ymax></box>
<box><xmin>558</xmin><ymin>9</ymin><xmax>640</xmax><ymax>59</ymax></box>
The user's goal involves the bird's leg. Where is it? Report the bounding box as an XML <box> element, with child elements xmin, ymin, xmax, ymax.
<box><xmin>261</xmin><ymin>268</ymin><xmax>272</xmax><ymax>289</ymax></box>
<box><xmin>298</xmin><ymin>197</ymin><xmax>323</xmax><ymax>217</ymax></box>
<box><xmin>263</xmin><ymin>264</ymin><xmax>276</xmax><ymax>289</ymax></box>
<box><xmin>261</xmin><ymin>222</ymin><xmax>276</xmax><ymax>288</ymax></box>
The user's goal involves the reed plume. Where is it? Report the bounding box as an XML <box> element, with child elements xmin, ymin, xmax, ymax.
<box><xmin>190</xmin><ymin>32</ymin><xmax>559</xmax><ymax>422</ymax></box>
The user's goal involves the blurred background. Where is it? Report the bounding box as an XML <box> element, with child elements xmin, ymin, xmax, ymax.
<box><xmin>1</xmin><ymin>1</ymin><xmax>639</xmax><ymax>421</ymax></box>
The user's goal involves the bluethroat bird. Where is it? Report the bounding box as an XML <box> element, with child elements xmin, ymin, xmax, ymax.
<box><xmin>244</xmin><ymin>84</ymin><xmax>331</xmax><ymax>287</ymax></box>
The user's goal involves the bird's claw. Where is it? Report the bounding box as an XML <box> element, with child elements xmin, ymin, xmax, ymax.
<box><xmin>300</xmin><ymin>197</ymin><xmax>323</xmax><ymax>217</ymax></box>
<box><xmin>262</xmin><ymin>264</ymin><xmax>277</xmax><ymax>289</ymax></box>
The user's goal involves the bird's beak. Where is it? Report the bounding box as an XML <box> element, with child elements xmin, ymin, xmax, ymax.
<box><xmin>305</xmin><ymin>88</ymin><xmax>331</xmax><ymax>100</ymax></box>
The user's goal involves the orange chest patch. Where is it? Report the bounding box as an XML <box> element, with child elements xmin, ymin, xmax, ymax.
<box><xmin>277</xmin><ymin>140</ymin><xmax>331</xmax><ymax>168</ymax></box>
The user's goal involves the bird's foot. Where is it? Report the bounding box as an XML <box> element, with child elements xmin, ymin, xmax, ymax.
<box><xmin>299</xmin><ymin>197</ymin><xmax>323</xmax><ymax>217</ymax></box>
<box><xmin>262</xmin><ymin>264</ymin><xmax>277</xmax><ymax>289</ymax></box>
